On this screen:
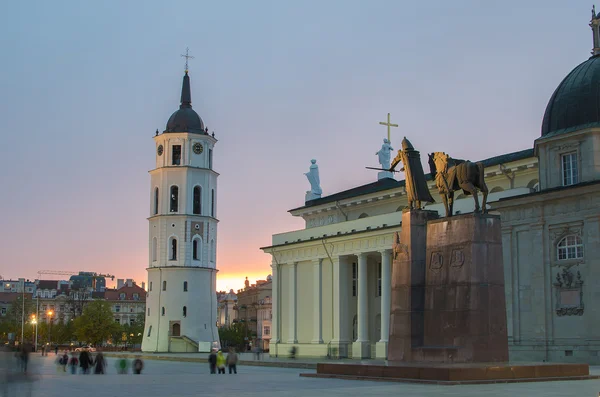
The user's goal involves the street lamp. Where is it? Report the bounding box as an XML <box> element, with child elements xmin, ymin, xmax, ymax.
<box><xmin>30</xmin><ymin>317</ymin><xmax>37</xmax><ymax>348</ymax></box>
<box><xmin>47</xmin><ymin>310</ymin><xmax>54</xmax><ymax>347</ymax></box>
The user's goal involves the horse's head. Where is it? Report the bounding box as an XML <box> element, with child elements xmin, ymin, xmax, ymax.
<box><xmin>432</xmin><ymin>152</ymin><xmax>449</xmax><ymax>173</ymax></box>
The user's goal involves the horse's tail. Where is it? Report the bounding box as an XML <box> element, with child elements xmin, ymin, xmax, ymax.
<box><xmin>477</xmin><ymin>162</ymin><xmax>488</xmax><ymax>193</ymax></box>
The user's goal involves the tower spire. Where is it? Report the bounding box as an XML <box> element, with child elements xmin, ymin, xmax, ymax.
<box><xmin>590</xmin><ymin>6</ymin><xmax>600</xmax><ymax>56</ymax></box>
<box><xmin>180</xmin><ymin>71</ymin><xmax>192</xmax><ymax>109</ymax></box>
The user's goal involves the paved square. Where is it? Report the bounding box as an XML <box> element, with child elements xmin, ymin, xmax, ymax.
<box><xmin>10</xmin><ymin>355</ymin><xmax>600</xmax><ymax>397</ymax></box>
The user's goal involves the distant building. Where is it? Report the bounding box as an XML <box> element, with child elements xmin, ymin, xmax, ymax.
<box><xmin>235</xmin><ymin>276</ymin><xmax>272</xmax><ymax>351</ymax></box>
<box><xmin>217</xmin><ymin>289</ymin><xmax>237</xmax><ymax>328</ymax></box>
<box><xmin>104</xmin><ymin>281</ymin><xmax>146</xmax><ymax>325</ymax></box>
<box><xmin>1</xmin><ymin>279</ymin><xmax>36</xmax><ymax>294</ymax></box>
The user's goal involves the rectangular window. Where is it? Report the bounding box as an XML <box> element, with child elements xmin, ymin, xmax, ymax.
<box><xmin>115</xmin><ymin>305</ymin><xmax>121</xmax><ymax>313</ymax></box>
<box><xmin>1</xmin><ymin>308</ymin><xmax>6</xmax><ymax>315</ymax></box>
<box><xmin>115</xmin><ymin>318</ymin><xmax>120</xmax><ymax>324</ymax></box>
<box><xmin>172</xmin><ymin>145</ymin><xmax>182</xmax><ymax>165</ymax></box>
<box><xmin>130</xmin><ymin>318</ymin><xmax>135</xmax><ymax>325</ymax></box>
<box><xmin>561</xmin><ymin>152</ymin><xmax>578</xmax><ymax>186</ymax></box>
<box><xmin>148</xmin><ymin>308</ymin><xmax>150</xmax><ymax>316</ymax></box>
<box><xmin>264</xmin><ymin>326</ymin><xmax>270</xmax><ymax>336</ymax></box>
<box><xmin>211</xmin><ymin>189</ymin><xmax>215</xmax><ymax>217</ymax></box>
<box><xmin>149</xmin><ymin>282</ymin><xmax>152</xmax><ymax>291</ymax></box>
<box><xmin>208</xmin><ymin>149</ymin><xmax>213</xmax><ymax>169</ymax></box>
<box><xmin>352</xmin><ymin>262</ymin><xmax>357</xmax><ymax>297</ymax></box>
<box><xmin>377</xmin><ymin>262</ymin><xmax>382</xmax><ymax>297</ymax></box>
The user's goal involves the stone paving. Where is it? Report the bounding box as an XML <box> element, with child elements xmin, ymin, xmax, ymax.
<box><xmin>5</xmin><ymin>354</ymin><xmax>600</xmax><ymax>397</ymax></box>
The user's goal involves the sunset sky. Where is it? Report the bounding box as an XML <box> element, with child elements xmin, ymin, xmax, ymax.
<box><xmin>0</xmin><ymin>1</ymin><xmax>589</xmax><ymax>292</ymax></box>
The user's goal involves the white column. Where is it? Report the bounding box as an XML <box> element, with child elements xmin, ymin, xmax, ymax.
<box><xmin>356</xmin><ymin>253</ymin><xmax>368</xmax><ymax>342</ymax></box>
<box><xmin>353</xmin><ymin>253</ymin><xmax>370</xmax><ymax>358</ymax></box>
<box><xmin>270</xmin><ymin>263</ymin><xmax>279</xmax><ymax>343</ymax></box>
<box><xmin>287</xmin><ymin>262</ymin><xmax>297</xmax><ymax>343</ymax></box>
<box><xmin>312</xmin><ymin>258</ymin><xmax>323</xmax><ymax>344</ymax></box>
<box><xmin>379</xmin><ymin>249</ymin><xmax>391</xmax><ymax>342</ymax></box>
<box><xmin>376</xmin><ymin>249</ymin><xmax>392</xmax><ymax>359</ymax></box>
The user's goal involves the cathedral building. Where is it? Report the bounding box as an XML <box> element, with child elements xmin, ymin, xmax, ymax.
<box><xmin>142</xmin><ymin>67</ymin><xmax>220</xmax><ymax>353</ymax></box>
<box><xmin>262</xmin><ymin>13</ymin><xmax>600</xmax><ymax>363</ymax></box>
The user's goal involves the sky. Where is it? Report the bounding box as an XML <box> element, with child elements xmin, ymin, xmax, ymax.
<box><xmin>0</xmin><ymin>0</ymin><xmax>592</xmax><ymax>292</ymax></box>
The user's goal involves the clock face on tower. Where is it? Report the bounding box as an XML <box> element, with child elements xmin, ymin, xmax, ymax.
<box><xmin>193</xmin><ymin>142</ymin><xmax>204</xmax><ymax>154</ymax></box>
<box><xmin>157</xmin><ymin>145</ymin><xmax>164</xmax><ymax>156</ymax></box>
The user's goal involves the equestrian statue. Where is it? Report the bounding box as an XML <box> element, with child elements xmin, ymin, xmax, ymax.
<box><xmin>428</xmin><ymin>151</ymin><xmax>488</xmax><ymax>217</ymax></box>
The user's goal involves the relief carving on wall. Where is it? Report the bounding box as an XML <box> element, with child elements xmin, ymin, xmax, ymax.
<box><xmin>553</xmin><ymin>267</ymin><xmax>584</xmax><ymax>316</ymax></box>
<box><xmin>392</xmin><ymin>232</ymin><xmax>408</xmax><ymax>260</ymax></box>
<box><xmin>429</xmin><ymin>251</ymin><xmax>443</xmax><ymax>271</ymax></box>
<box><xmin>450</xmin><ymin>248</ymin><xmax>465</xmax><ymax>268</ymax></box>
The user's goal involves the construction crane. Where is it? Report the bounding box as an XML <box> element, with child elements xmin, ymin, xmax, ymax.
<box><xmin>37</xmin><ymin>270</ymin><xmax>115</xmax><ymax>291</ymax></box>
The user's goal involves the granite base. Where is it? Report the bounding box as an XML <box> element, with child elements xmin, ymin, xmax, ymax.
<box><xmin>301</xmin><ymin>362</ymin><xmax>598</xmax><ymax>385</ymax></box>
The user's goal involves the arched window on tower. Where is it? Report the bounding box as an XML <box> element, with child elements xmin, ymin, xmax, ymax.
<box><xmin>210</xmin><ymin>239</ymin><xmax>215</xmax><ymax>262</ymax></box>
<box><xmin>183</xmin><ymin>306</ymin><xmax>187</xmax><ymax>317</ymax></box>
<box><xmin>161</xmin><ymin>307</ymin><xmax>165</xmax><ymax>316</ymax></box>
<box><xmin>152</xmin><ymin>237</ymin><xmax>157</xmax><ymax>262</ymax></box>
<box><xmin>193</xmin><ymin>186</ymin><xmax>202</xmax><ymax>215</ymax></box>
<box><xmin>183</xmin><ymin>281</ymin><xmax>188</xmax><ymax>292</ymax></box>
<box><xmin>169</xmin><ymin>238</ymin><xmax>177</xmax><ymax>261</ymax></box>
<box><xmin>162</xmin><ymin>280</ymin><xmax>167</xmax><ymax>291</ymax></box>
<box><xmin>154</xmin><ymin>187</ymin><xmax>159</xmax><ymax>215</ymax></box>
<box><xmin>192</xmin><ymin>237</ymin><xmax>202</xmax><ymax>261</ymax></box>
<box><xmin>211</xmin><ymin>189</ymin><xmax>215</xmax><ymax>217</ymax></box>
<box><xmin>170</xmin><ymin>186</ymin><xmax>179</xmax><ymax>212</ymax></box>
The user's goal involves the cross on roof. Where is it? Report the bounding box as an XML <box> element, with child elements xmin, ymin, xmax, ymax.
<box><xmin>181</xmin><ymin>47</ymin><xmax>195</xmax><ymax>73</ymax></box>
<box><xmin>378</xmin><ymin>113</ymin><xmax>398</xmax><ymax>143</ymax></box>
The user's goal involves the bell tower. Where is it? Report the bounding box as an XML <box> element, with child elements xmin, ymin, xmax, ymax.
<box><xmin>142</xmin><ymin>56</ymin><xmax>220</xmax><ymax>353</ymax></box>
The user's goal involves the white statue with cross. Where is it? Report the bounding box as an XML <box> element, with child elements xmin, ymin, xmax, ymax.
<box><xmin>376</xmin><ymin>113</ymin><xmax>398</xmax><ymax>180</ymax></box>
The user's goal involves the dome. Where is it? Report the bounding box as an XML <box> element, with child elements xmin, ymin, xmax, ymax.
<box><xmin>541</xmin><ymin>55</ymin><xmax>600</xmax><ymax>136</ymax></box>
<box><xmin>164</xmin><ymin>72</ymin><xmax>206</xmax><ymax>134</ymax></box>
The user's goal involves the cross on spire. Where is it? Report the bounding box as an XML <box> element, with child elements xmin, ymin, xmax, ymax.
<box><xmin>378</xmin><ymin>113</ymin><xmax>398</xmax><ymax>143</ymax></box>
<box><xmin>181</xmin><ymin>47</ymin><xmax>195</xmax><ymax>73</ymax></box>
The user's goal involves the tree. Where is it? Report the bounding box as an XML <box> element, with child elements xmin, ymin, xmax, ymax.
<box><xmin>66</xmin><ymin>288</ymin><xmax>90</xmax><ymax>319</ymax></box>
<box><xmin>2</xmin><ymin>295</ymin><xmax>36</xmax><ymax>343</ymax></box>
<box><xmin>218</xmin><ymin>322</ymin><xmax>247</xmax><ymax>351</ymax></box>
<box><xmin>73</xmin><ymin>300</ymin><xmax>119</xmax><ymax>346</ymax></box>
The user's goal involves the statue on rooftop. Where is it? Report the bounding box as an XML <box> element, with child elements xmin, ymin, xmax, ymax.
<box><xmin>376</xmin><ymin>138</ymin><xmax>394</xmax><ymax>170</ymax></box>
<box><xmin>390</xmin><ymin>137</ymin><xmax>435</xmax><ymax>210</ymax></box>
<box><xmin>304</xmin><ymin>159</ymin><xmax>322</xmax><ymax>202</ymax></box>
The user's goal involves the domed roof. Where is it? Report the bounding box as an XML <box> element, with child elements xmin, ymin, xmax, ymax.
<box><xmin>165</xmin><ymin>72</ymin><xmax>206</xmax><ymax>134</ymax></box>
<box><xmin>541</xmin><ymin>55</ymin><xmax>600</xmax><ymax>136</ymax></box>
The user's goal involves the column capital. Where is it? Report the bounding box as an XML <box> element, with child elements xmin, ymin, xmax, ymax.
<box><xmin>378</xmin><ymin>248</ymin><xmax>392</xmax><ymax>255</ymax></box>
<box><xmin>313</xmin><ymin>258</ymin><xmax>324</xmax><ymax>265</ymax></box>
<box><xmin>357</xmin><ymin>252</ymin><xmax>368</xmax><ymax>261</ymax></box>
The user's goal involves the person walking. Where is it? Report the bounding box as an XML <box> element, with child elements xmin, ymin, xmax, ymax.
<box><xmin>93</xmin><ymin>352</ymin><xmax>106</xmax><ymax>374</ymax></box>
<box><xmin>79</xmin><ymin>349</ymin><xmax>92</xmax><ymax>374</ymax></box>
<box><xmin>60</xmin><ymin>351</ymin><xmax>69</xmax><ymax>372</ymax></box>
<box><xmin>116</xmin><ymin>358</ymin><xmax>129</xmax><ymax>374</ymax></box>
<box><xmin>132</xmin><ymin>357</ymin><xmax>144</xmax><ymax>374</ymax></box>
<box><xmin>68</xmin><ymin>352</ymin><xmax>79</xmax><ymax>374</ymax></box>
<box><xmin>226</xmin><ymin>348</ymin><xmax>238</xmax><ymax>374</ymax></box>
<box><xmin>216</xmin><ymin>350</ymin><xmax>226</xmax><ymax>374</ymax></box>
<box><xmin>54</xmin><ymin>346</ymin><xmax>59</xmax><ymax>355</ymax></box>
<box><xmin>208</xmin><ymin>350</ymin><xmax>217</xmax><ymax>374</ymax></box>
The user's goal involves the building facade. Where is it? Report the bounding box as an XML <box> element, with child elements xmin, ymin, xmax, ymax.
<box><xmin>262</xmin><ymin>14</ymin><xmax>600</xmax><ymax>363</ymax></box>
<box><xmin>105</xmin><ymin>282</ymin><xmax>146</xmax><ymax>325</ymax></box>
<box><xmin>142</xmin><ymin>68</ymin><xmax>220</xmax><ymax>353</ymax></box>
<box><xmin>235</xmin><ymin>276</ymin><xmax>272</xmax><ymax>351</ymax></box>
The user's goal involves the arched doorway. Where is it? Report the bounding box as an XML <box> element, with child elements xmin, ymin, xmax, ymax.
<box><xmin>172</xmin><ymin>322</ymin><xmax>181</xmax><ymax>337</ymax></box>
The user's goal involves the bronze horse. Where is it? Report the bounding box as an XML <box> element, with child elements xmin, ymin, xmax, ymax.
<box><xmin>427</xmin><ymin>152</ymin><xmax>488</xmax><ymax>217</ymax></box>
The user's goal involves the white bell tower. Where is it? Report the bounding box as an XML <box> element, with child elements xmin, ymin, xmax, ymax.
<box><xmin>142</xmin><ymin>60</ymin><xmax>220</xmax><ymax>352</ymax></box>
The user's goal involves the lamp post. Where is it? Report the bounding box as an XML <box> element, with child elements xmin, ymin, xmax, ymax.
<box><xmin>47</xmin><ymin>310</ymin><xmax>54</xmax><ymax>347</ymax></box>
<box><xmin>31</xmin><ymin>317</ymin><xmax>37</xmax><ymax>347</ymax></box>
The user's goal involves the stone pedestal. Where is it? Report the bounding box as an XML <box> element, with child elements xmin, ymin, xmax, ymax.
<box><xmin>375</xmin><ymin>341</ymin><xmax>388</xmax><ymax>359</ymax></box>
<box><xmin>388</xmin><ymin>210</ymin><xmax>438</xmax><ymax>362</ymax></box>
<box><xmin>388</xmin><ymin>211</ymin><xmax>509</xmax><ymax>363</ymax></box>
<box><xmin>377</xmin><ymin>171</ymin><xmax>394</xmax><ymax>180</ymax></box>
<box><xmin>352</xmin><ymin>341</ymin><xmax>370</xmax><ymax>359</ymax></box>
